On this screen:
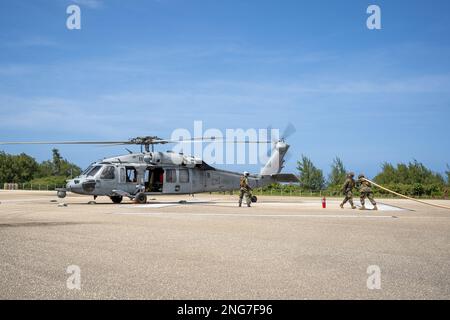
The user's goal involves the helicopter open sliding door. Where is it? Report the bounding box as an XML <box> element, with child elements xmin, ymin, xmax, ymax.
<box><xmin>144</xmin><ymin>167</ymin><xmax>164</xmax><ymax>193</ymax></box>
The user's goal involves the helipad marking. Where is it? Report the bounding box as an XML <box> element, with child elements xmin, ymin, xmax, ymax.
<box><xmin>320</xmin><ymin>201</ymin><xmax>405</xmax><ymax>211</ymax></box>
<box><xmin>214</xmin><ymin>201</ymin><xmax>405</xmax><ymax>211</ymax></box>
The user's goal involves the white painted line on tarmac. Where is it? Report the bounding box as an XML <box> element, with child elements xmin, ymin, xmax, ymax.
<box><xmin>112</xmin><ymin>212</ymin><xmax>396</xmax><ymax>219</ymax></box>
<box><xmin>118</xmin><ymin>199</ymin><xmax>214</xmax><ymax>209</ymax></box>
<box><xmin>189</xmin><ymin>213</ymin><xmax>396</xmax><ymax>219</ymax></box>
<box><xmin>123</xmin><ymin>203</ymin><xmax>179</xmax><ymax>208</ymax></box>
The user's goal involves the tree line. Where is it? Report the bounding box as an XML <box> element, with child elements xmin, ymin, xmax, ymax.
<box><xmin>0</xmin><ymin>149</ymin><xmax>81</xmax><ymax>187</ymax></box>
<box><xmin>292</xmin><ymin>155</ymin><xmax>449</xmax><ymax>197</ymax></box>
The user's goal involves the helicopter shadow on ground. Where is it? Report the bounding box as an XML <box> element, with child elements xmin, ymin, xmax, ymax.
<box><xmin>61</xmin><ymin>200</ymin><xmax>215</xmax><ymax>207</ymax></box>
<box><xmin>0</xmin><ymin>221</ymin><xmax>103</xmax><ymax>228</ymax></box>
<box><xmin>131</xmin><ymin>200</ymin><xmax>214</xmax><ymax>206</ymax></box>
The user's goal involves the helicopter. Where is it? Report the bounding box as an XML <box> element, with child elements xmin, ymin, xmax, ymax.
<box><xmin>0</xmin><ymin>134</ymin><xmax>299</xmax><ymax>204</ymax></box>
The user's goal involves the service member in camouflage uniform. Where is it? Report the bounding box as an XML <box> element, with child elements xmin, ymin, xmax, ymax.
<box><xmin>357</xmin><ymin>174</ymin><xmax>378</xmax><ymax>210</ymax></box>
<box><xmin>239</xmin><ymin>171</ymin><xmax>252</xmax><ymax>207</ymax></box>
<box><xmin>340</xmin><ymin>172</ymin><xmax>357</xmax><ymax>209</ymax></box>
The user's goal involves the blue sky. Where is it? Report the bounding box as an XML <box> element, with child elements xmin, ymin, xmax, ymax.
<box><xmin>0</xmin><ymin>0</ymin><xmax>449</xmax><ymax>178</ymax></box>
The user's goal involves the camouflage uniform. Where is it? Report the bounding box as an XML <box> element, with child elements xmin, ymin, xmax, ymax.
<box><xmin>340</xmin><ymin>173</ymin><xmax>356</xmax><ymax>209</ymax></box>
<box><xmin>239</xmin><ymin>174</ymin><xmax>252</xmax><ymax>207</ymax></box>
<box><xmin>357</xmin><ymin>175</ymin><xmax>377</xmax><ymax>210</ymax></box>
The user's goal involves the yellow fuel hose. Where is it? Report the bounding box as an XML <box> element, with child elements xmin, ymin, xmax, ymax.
<box><xmin>363</xmin><ymin>178</ymin><xmax>450</xmax><ymax>210</ymax></box>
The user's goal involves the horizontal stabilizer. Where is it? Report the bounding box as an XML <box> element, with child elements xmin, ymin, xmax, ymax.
<box><xmin>271</xmin><ymin>173</ymin><xmax>299</xmax><ymax>183</ymax></box>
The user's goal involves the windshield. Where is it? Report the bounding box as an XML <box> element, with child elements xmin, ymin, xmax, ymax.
<box><xmin>86</xmin><ymin>166</ymin><xmax>102</xmax><ymax>177</ymax></box>
<box><xmin>82</xmin><ymin>165</ymin><xmax>94</xmax><ymax>175</ymax></box>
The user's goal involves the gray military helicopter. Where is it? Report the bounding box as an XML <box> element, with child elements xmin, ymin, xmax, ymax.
<box><xmin>0</xmin><ymin>133</ymin><xmax>298</xmax><ymax>204</ymax></box>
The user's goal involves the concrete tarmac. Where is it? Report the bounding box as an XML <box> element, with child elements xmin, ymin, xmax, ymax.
<box><xmin>0</xmin><ymin>190</ymin><xmax>449</xmax><ymax>299</ymax></box>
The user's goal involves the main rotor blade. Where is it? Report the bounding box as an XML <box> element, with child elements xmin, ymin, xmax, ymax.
<box><xmin>0</xmin><ymin>137</ymin><xmax>272</xmax><ymax>146</ymax></box>
<box><xmin>164</xmin><ymin>137</ymin><xmax>272</xmax><ymax>144</ymax></box>
<box><xmin>0</xmin><ymin>141</ymin><xmax>129</xmax><ymax>145</ymax></box>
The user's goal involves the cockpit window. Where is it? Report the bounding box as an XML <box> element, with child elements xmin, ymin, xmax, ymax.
<box><xmin>86</xmin><ymin>166</ymin><xmax>102</xmax><ymax>177</ymax></box>
<box><xmin>100</xmin><ymin>166</ymin><xmax>116</xmax><ymax>180</ymax></box>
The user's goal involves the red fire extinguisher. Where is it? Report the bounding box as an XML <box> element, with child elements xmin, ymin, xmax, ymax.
<box><xmin>322</xmin><ymin>197</ymin><xmax>326</xmax><ymax>208</ymax></box>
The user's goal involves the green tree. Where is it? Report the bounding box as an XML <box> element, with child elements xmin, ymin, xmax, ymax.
<box><xmin>446</xmin><ymin>164</ymin><xmax>450</xmax><ymax>186</ymax></box>
<box><xmin>52</xmin><ymin>148</ymin><xmax>62</xmax><ymax>175</ymax></box>
<box><xmin>375</xmin><ymin>160</ymin><xmax>444</xmax><ymax>185</ymax></box>
<box><xmin>328</xmin><ymin>157</ymin><xmax>346</xmax><ymax>187</ymax></box>
<box><xmin>297</xmin><ymin>155</ymin><xmax>325</xmax><ymax>192</ymax></box>
<box><xmin>0</xmin><ymin>152</ymin><xmax>38</xmax><ymax>183</ymax></box>
<box><xmin>0</xmin><ymin>149</ymin><xmax>81</xmax><ymax>184</ymax></box>
<box><xmin>374</xmin><ymin>162</ymin><xmax>397</xmax><ymax>184</ymax></box>
<box><xmin>406</xmin><ymin>160</ymin><xmax>444</xmax><ymax>185</ymax></box>
<box><xmin>36</xmin><ymin>149</ymin><xmax>81</xmax><ymax>179</ymax></box>
<box><xmin>59</xmin><ymin>159</ymin><xmax>81</xmax><ymax>178</ymax></box>
<box><xmin>374</xmin><ymin>160</ymin><xmax>445</xmax><ymax>196</ymax></box>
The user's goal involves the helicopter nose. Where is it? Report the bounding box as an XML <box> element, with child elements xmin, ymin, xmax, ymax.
<box><xmin>66</xmin><ymin>179</ymin><xmax>82</xmax><ymax>192</ymax></box>
<box><xmin>81</xmin><ymin>179</ymin><xmax>97</xmax><ymax>193</ymax></box>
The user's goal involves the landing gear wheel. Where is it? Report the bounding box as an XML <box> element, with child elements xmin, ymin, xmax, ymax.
<box><xmin>57</xmin><ymin>191</ymin><xmax>67</xmax><ymax>199</ymax></box>
<box><xmin>135</xmin><ymin>193</ymin><xmax>147</xmax><ymax>204</ymax></box>
<box><xmin>110</xmin><ymin>196</ymin><xmax>123</xmax><ymax>204</ymax></box>
<box><xmin>251</xmin><ymin>195</ymin><xmax>257</xmax><ymax>203</ymax></box>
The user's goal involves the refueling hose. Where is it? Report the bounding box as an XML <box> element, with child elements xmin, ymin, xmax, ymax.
<box><xmin>363</xmin><ymin>178</ymin><xmax>450</xmax><ymax>210</ymax></box>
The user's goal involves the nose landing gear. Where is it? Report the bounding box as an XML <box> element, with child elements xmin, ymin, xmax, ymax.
<box><xmin>57</xmin><ymin>191</ymin><xmax>67</xmax><ymax>199</ymax></box>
